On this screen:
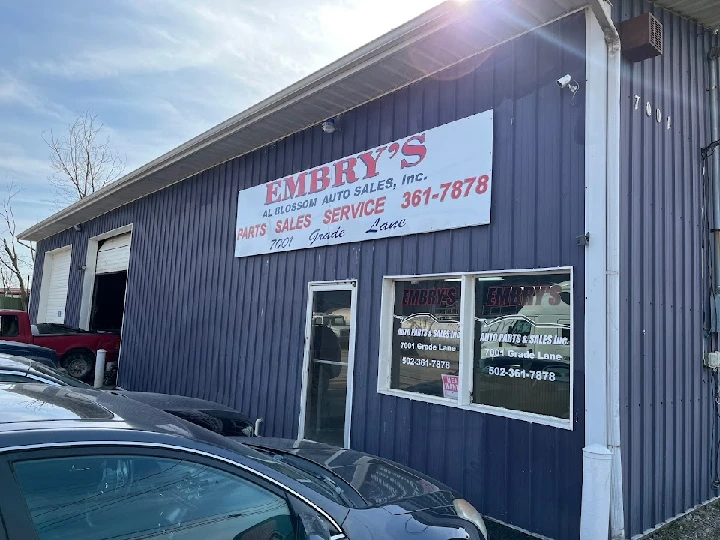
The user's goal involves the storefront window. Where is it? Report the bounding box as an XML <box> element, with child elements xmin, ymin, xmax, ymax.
<box><xmin>473</xmin><ymin>273</ymin><xmax>571</xmax><ymax>419</ymax></box>
<box><xmin>379</xmin><ymin>269</ymin><xmax>573</xmax><ymax>427</ymax></box>
<box><xmin>390</xmin><ymin>279</ymin><xmax>461</xmax><ymax>398</ymax></box>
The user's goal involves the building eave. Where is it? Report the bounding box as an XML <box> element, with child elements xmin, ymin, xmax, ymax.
<box><xmin>19</xmin><ymin>0</ymin><xmax>589</xmax><ymax>242</ymax></box>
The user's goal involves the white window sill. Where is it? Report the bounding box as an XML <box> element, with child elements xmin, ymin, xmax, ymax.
<box><xmin>378</xmin><ymin>388</ymin><xmax>573</xmax><ymax>430</ymax></box>
<box><xmin>378</xmin><ymin>388</ymin><xmax>456</xmax><ymax>407</ymax></box>
<box><xmin>459</xmin><ymin>403</ymin><xmax>573</xmax><ymax>430</ymax></box>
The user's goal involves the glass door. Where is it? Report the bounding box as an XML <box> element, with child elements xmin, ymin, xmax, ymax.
<box><xmin>299</xmin><ymin>282</ymin><xmax>356</xmax><ymax>448</ymax></box>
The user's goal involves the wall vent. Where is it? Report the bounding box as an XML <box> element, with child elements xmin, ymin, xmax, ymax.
<box><xmin>620</xmin><ymin>13</ymin><xmax>663</xmax><ymax>63</ymax></box>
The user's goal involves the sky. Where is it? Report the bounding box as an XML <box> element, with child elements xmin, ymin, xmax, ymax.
<box><xmin>0</xmin><ymin>0</ymin><xmax>444</xmax><ymax>236</ymax></box>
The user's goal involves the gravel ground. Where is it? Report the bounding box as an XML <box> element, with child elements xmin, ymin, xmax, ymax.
<box><xmin>485</xmin><ymin>500</ymin><xmax>720</xmax><ymax>540</ymax></box>
<box><xmin>486</xmin><ymin>520</ymin><xmax>536</xmax><ymax>540</ymax></box>
<box><xmin>644</xmin><ymin>499</ymin><xmax>720</xmax><ymax>540</ymax></box>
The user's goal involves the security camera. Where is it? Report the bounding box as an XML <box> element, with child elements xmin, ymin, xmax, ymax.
<box><xmin>557</xmin><ymin>74</ymin><xmax>572</xmax><ymax>88</ymax></box>
<box><xmin>321</xmin><ymin>118</ymin><xmax>337</xmax><ymax>134</ymax></box>
<box><xmin>557</xmin><ymin>74</ymin><xmax>579</xmax><ymax>95</ymax></box>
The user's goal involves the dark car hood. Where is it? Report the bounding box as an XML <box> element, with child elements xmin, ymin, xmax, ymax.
<box><xmin>109</xmin><ymin>390</ymin><xmax>238</xmax><ymax>412</ymax></box>
<box><xmin>108</xmin><ymin>391</ymin><xmax>254</xmax><ymax>437</ymax></box>
<box><xmin>244</xmin><ymin>437</ymin><xmax>457</xmax><ymax>513</ymax></box>
<box><xmin>0</xmin><ymin>343</ymin><xmax>58</xmax><ymax>367</ymax></box>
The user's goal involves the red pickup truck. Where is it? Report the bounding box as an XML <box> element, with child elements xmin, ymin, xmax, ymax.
<box><xmin>0</xmin><ymin>310</ymin><xmax>120</xmax><ymax>381</ymax></box>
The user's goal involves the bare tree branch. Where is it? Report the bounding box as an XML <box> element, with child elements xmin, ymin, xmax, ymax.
<box><xmin>42</xmin><ymin>110</ymin><xmax>126</xmax><ymax>207</ymax></box>
<box><xmin>0</xmin><ymin>181</ymin><xmax>33</xmax><ymax>310</ymax></box>
<box><xmin>0</xmin><ymin>111</ymin><xmax>122</xmax><ymax>310</ymax></box>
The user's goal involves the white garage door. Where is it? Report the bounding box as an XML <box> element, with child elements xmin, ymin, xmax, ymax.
<box><xmin>44</xmin><ymin>249</ymin><xmax>72</xmax><ymax>324</ymax></box>
<box><xmin>96</xmin><ymin>233</ymin><xmax>131</xmax><ymax>274</ymax></box>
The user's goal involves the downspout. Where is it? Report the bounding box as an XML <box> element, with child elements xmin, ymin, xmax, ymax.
<box><xmin>709</xmin><ymin>44</ymin><xmax>720</xmax><ymax>496</ymax></box>
<box><xmin>588</xmin><ymin>1</ymin><xmax>625</xmax><ymax>539</ymax></box>
<box><xmin>710</xmin><ymin>46</ymin><xmax>720</xmax><ymax>301</ymax></box>
<box><xmin>605</xmin><ymin>32</ymin><xmax>625</xmax><ymax>540</ymax></box>
<box><xmin>709</xmin><ymin>46</ymin><xmax>719</xmax><ymax>239</ymax></box>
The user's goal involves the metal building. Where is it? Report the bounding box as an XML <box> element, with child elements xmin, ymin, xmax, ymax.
<box><xmin>19</xmin><ymin>1</ymin><xmax>720</xmax><ymax>538</ymax></box>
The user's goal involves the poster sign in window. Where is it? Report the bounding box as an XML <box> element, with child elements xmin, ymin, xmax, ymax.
<box><xmin>473</xmin><ymin>273</ymin><xmax>572</xmax><ymax>419</ymax></box>
<box><xmin>390</xmin><ymin>280</ymin><xmax>461</xmax><ymax>398</ymax></box>
<box><xmin>441</xmin><ymin>374</ymin><xmax>459</xmax><ymax>399</ymax></box>
<box><xmin>234</xmin><ymin>110</ymin><xmax>493</xmax><ymax>257</ymax></box>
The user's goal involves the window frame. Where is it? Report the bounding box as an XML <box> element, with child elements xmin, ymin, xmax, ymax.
<box><xmin>298</xmin><ymin>280</ymin><xmax>358</xmax><ymax>449</ymax></box>
<box><xmin>377</xmin><ymin>266</ymin><xmax>574</xmax><ymax>430</ymax></box>
<box><xmin>0</xmin><ymin>442</ymin><xmax>346</xmax><ymax>539</ymax></box>
<box><xmin>0</xmin><ymin>371</ymin><xmax>57</xmax><ymax>385</ymax></box>
<box><xmin>0</xmin><ymin>315</ymin><xmax>19</xmax><ymax>337</ymax></box>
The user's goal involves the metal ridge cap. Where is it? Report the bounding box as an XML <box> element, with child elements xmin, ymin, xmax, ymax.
<box><xmin>19</xmin><ymin>1</ymin><xmax>466</xmax><ymax>242</ymax></box>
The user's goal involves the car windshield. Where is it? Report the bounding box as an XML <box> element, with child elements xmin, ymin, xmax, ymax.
<box><xmin>31</xmin><ymin>363</ymin><xmax>92</xmax><ymax>388</ymax></box>
<box><xmin>249</xmin><ymin>447</ymin><xmax>364</xmax><ymax>508</ymax></box>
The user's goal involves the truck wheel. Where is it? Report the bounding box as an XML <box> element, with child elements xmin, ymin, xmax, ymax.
<box><xmin>63</xmin><ymin>352</ymin><xmax>94</xmax><ymax>381</ymax></box>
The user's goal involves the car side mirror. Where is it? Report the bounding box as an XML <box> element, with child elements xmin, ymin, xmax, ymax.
<box><xmin>291</xmin><ymin>498</ymin><xmax>339</xmax><ymax>540</ymax></box>
<box><xmin>298</xmin><ymin>513</ymin><xmax>333</xmax><ymax>540</ymax></box>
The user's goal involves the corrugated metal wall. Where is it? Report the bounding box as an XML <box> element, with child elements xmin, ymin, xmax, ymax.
<box><xmin>614</xmin><ymin>1</ymin><xmax>720</xmax><ymax>536</ymax></box>
<box><xmin>30</xmin><ymin>13</ymin><xmax>587</xmax><ymax>539</ymax></box>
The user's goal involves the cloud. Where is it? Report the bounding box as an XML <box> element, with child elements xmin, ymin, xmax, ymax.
<box><xmin>1</xmin><ymin>0</ymin><xmax>443</xmax><ymax>231</ymax></box>
<box><xmin>0</xmin><ymin>156</ymin><xmax>51</xmax><ymax>178</ymax></box>
<box><xmin>0</xmin><ymin>71</ymin><xmax>70</xmax><ymax>120</ymax></box>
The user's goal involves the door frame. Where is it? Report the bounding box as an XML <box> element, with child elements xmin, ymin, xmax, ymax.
<box><xmin>79</xmin><ymin>224</ymin><xmax>133</xmax><ymax>331</ymax></box>
<box><xmin>297</xmin><ymin>280</ymin><xmax>358</xmax><ymax>449</ymax></box>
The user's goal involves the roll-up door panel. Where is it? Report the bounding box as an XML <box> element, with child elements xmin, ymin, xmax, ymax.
<box><xmin>96</xmin><ymin>233</ymin><xmax>131</xmax><ymax>274</ymax></box>
<box><xmin>44</xmin><ymin>249</ymin><xmax>71</xmax><ymax>323</ymax></box>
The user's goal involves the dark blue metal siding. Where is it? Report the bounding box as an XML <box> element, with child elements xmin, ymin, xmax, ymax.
<box><xmin>614</xmin><ymin>1</ymin><xmax>720</xmax><ymax>537</ymax></box>
<box><xmin>29</xmin><ymin>13</ymin><xmax>586</xmax><ymax>539</ymax></box>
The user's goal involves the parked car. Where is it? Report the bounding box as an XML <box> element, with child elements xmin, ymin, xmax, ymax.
<box><xmin>313</xmin><ymin>313</ymin><xmax>351</xmax><ymax>347</ymax></box>
<box><xmin>0</xmin><ymin>354</ymin><xmax>255</xmax><ymax>437</ymax></box>
<box><xmin>0</xmin><ymin>340</ymin><xmax>59</xmax><ymax>367</ymax></box>
<box><xmin>0</xmin><ymin>383</ymin><xmax>488</xmax><ymax>540</ymax></box>
<box><xmin>0</xmin><ymin>309</ymin><xmax>120</xmax><ymax>381</ymax></box>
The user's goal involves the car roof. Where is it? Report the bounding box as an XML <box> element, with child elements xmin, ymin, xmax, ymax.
<box><xmin>0</xmin><ymin>384</ymin><xmax>265</xmax><ymax>465</ymax></box>
<box><xmin>0</xmin><ymin>384</ymin><xmax>269</xmax><ymax>469</ymax></box>
<box><xmin>0</xmin><ymin>383</ymin><xmax>113</xmax><ymax>423</ymax></box>
<box><xmin>0</xmin><ymin>384</ymin><xmax>236</xmax><ymax>440</ymax></box>
<box><xmin>0</xmin><ymin>353</ymin><xmax>35</xmax><ymax>370</ymax></box>
<box><xmin>0</xmin><ymin>341</ymin><xmax>53</xmax><ymax>353</ymax></box>
<box><xmin>0</xmin><ymin>358</ymin><xmax>250</xmax><ymax>419</ymax></box>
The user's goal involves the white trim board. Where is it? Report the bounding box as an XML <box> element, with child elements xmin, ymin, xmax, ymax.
<box><xmin>580</xmin><ymin>4</ymin><xmax>624</xmax><ymax>539</ymax></box>
<box><xmin>583</xmin><ymin>5</ymin><xmax>609</xmax><ymax>450</ymax></box>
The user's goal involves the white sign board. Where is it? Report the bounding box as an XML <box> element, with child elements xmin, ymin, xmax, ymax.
<box><xmin>235</xmin><ymin>110</ymin><xmax>493</xmax><ymax>257</ymax></box>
